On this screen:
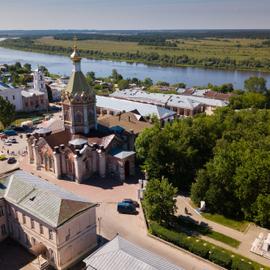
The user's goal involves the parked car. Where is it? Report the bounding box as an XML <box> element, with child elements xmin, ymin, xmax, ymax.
<box><xmin>117</xmin><ymin>202</ymin><xmax>137</xmax><ymax>214</ymax></box>
<box><xmin>122</xmin><ymin>199</ymin><xmax>139</xmax><ymax>208</ymax></box>
<box><xmin>0</xmin><ymin>155</ymin><xmax>7</xmax><ymax>161</ymax></box>
<box><xmin>7</xmin><ymin>157</ymin><xmax>17</xmax><ymax>164</ymax></box>
<box><xmin>4</xmin><ymin>130</ymin><xmax>17</xmax><ymax>136</ymax></box>
<box><xmin>0</xmin><ymin>133</ymin><xmax>8</xmax><ymax>140</ymax></box>
<box><xmin>5</xmin><ymin>138</ymin><xmax>17</xmax><ymax>144</ymax></box>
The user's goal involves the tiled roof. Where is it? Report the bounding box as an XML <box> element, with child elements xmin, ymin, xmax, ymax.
<box><xmin>66</xmin><ymin>71</ymin><xmax>94</xmax><ymax>96</ymax></box>
<box><xmin>98</xmin><ymin>112</ymin><xmax>152</xmax><ymax>135</ymax></box>
<box><xmin>84</xmin><ymin>235</ymin><xmax>183</xmax><ymax>270</ymax></box>
<box><xmin>4</xmin><ymin>170</ymin><xmax>95</xmax><ymax>227</ymax></box>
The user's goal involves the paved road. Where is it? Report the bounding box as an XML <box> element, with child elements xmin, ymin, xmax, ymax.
<box><xmin>20</xmin><ymin>158</ymin><xmax>220</xmax><ymax>270</ymax></box>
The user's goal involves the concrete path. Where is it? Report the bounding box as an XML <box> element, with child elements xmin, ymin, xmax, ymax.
<box><xmin>176</xmin><ymin>195</ymin><xmax>270</xmax><ymax>267</ymax></box>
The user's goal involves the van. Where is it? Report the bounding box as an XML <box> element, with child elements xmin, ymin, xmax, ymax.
<box><xmin>117</xmin><ymin>202</ymin><xmax>136</xmax><ymax>214</ymax></box>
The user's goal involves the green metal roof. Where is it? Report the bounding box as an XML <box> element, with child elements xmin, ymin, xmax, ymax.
<box><xmin>66</xmin><ymin>71</ymin><xmax>94</xmax><ymax>95</ymax></box>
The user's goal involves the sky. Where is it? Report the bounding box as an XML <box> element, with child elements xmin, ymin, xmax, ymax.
<box><xmin>0</xmin><ymin>0</ymin><xmax>270</xmax><ymax>30</ymax></box>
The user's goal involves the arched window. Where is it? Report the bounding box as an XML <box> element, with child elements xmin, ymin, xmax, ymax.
<box><xmin>75</xmin><ymin>111</ymin><xmax>83</xmax><ymax>123</ymax></box>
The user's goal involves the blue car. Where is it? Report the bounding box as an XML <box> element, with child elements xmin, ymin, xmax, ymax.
<box><xmin>4</xmin><ymin>130</ymin><xmax>17</xmax><ymax>136</ymax></box>
<box><xmin>117</xmin><ymin>202</ymin><xmax>136</xmax><ymax>214</ymax></box>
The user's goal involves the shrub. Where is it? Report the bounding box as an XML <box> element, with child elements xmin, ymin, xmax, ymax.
<box><xmin>189</xmin><ymin>242</ymin><xmax>209</xmax><ymax>258</ymax></box>
<box><xmin>231</xmin><ymin>258</ymin><xmax>254</xmax><ymax>270</ymax></box>
<box><xmin>209</xmin><ymin>249</ymin><xmax>232</xmax><ymax>268</ymax></box>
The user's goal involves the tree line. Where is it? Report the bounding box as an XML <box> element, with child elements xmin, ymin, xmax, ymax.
<box><xmin>2</xmin><ymin>38</ymin><xmax>270</xmax><ymax>72</ymax></box>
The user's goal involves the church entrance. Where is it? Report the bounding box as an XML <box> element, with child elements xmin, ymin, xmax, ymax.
<box><xmin>124</xmin><ymin>160</ymin><xmax>130</xmax><ymax>179</ymax></box>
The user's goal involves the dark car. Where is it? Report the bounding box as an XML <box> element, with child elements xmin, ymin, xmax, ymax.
<box><xmin>7</xmin><ymin>157</ymin><xmax>17</xmax><ymax>164</ymax></box>
<box><xmin>122</xmin><ymin>199</ymin><xmax>139</xmax><ymax>208</ymax></box>
<box><xmin>117</xmin><ymin>202</ymin><xmax>136</xmax><ymax>214</ymax></box>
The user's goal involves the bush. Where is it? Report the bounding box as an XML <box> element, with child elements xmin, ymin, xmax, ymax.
<box><xmin>209</xmin><ymin>249</ymin><xmax>232</xmax><ymax>268</ymax></box>
<box><xmin>0</xmin><ymin>155</ymin><xmax>7</xmax><ymax>161</ymax></box>
<box><xmin>189</xmin><ymin>242</ymin><xmax>209</xmax><ymax>258</ymax></box>
<box><xmin>231</xmin><ymin>258</ymin><xmax>254</xmax><ymax>270</ymax></box>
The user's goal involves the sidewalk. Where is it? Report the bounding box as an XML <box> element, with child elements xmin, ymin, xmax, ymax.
<box><xmin>176</xmin><ymin>195</ymin><xmax>270</xmax><ymax>267</ymax></box>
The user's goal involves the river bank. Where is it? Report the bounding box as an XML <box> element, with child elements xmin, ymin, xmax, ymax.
<box><xmin>0</xmin><ymin>46</ymin><xmax>270</xmax><ymax>89</ymax></box>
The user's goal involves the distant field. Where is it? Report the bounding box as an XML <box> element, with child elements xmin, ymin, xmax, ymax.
<box><xmin>1</xmin><ymin>36</ymin><xmax>270</xmax><ymax>72</ymax></box>
<box><xmin>36</xmin><ymin>36</ymin><xmax>270</xmax><ymax>63</ymax></box>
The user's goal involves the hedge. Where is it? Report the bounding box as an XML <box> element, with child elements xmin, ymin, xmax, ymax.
<box><xmin>209</xmin><ymin>249</ymin><xmax>232</xmax><ymax>268</ymax></box>
<box><xmin>150</xmin><ymin>222</ymin><xmax>261</xmax><ymax>270</ymax></box>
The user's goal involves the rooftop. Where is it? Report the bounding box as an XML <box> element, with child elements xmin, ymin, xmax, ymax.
<box><xmin>97</xmin><ymin>96</ymin><xmax>175</xmax><ymax>120</ymax></box>
<box><xmin>2</xmin><ymin>170</ymin><xmax>96</xmax><ymax>227</ymax></box>
<box><xmin>83</xmin><ymin>235</ymin><xmax>183</xmax><ymax>270</ymax></box>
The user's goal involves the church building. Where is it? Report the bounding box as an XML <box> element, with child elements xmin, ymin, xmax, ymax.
<box><xmin>27</xmin><ymin>44</ymin><xmax>135</xmax><ymax>183</ymax></box>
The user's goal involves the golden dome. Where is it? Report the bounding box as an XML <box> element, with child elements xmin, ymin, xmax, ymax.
<box><xmin>70</xmin><ymin>37</ymin><xmax>81</xmax><ymax>62</ymax></box>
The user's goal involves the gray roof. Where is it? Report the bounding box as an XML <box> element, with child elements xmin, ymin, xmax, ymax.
<box><xmin>21</xmin><ymin>89</ymin><xmax>45</xmax><ymax>97</ymax></box>
<box><xmin>3</xmin><ymin>170</ymin><xmax>96</xmax><ymax>228</ymax></box>
<box><xmin>113</xmin><ymin>150</ymin><xmax>135</xmax><ymax>160</ymax></box>
<box><xmin>97</xmin><ymin>96</ymin><xmax>175</xmax><ymax>120</ymax></box>
<box><xmin>110</xmin><ymin>89</ymin><xmax>228</xmax><ymax>109</ymax></box>
<box><xmin>84</xmin><ymin>235</ymin><xmax>183</xmax><ymax>270</ymax></box>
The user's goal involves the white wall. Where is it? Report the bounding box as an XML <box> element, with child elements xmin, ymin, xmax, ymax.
<box><xmin>0</xmin><ymin>88</ymin><xmax>23</xmax><ymax>111</ymax></box>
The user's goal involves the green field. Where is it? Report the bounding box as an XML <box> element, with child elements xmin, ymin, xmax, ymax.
<box><xmin>37</xmin><ymin>36</ymin><xmax>270</xmax><ymax>63</ymax></box>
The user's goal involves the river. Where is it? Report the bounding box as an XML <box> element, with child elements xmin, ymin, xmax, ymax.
<box><xmin>0</xmin><ymin>45</ymin><xmax>270</xmax><ymax>89</ymax></box>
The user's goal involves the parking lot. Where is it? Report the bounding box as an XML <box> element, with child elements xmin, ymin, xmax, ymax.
<box><xmin>0</xmin><ymin>132</ymin><xmax>28</xmax><ymax>174</ymax></box>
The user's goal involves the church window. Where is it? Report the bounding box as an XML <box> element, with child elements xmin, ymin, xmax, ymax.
<box><xmin>75</xmin><ymin>111</ymin><xmax>83</xmax><ymax>123</ymax></box>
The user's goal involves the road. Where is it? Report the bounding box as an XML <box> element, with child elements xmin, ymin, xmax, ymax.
<box><xmin>20</xmin><ymin>158</ymin><xmax>221</xmax><ymax>270</ymax></box>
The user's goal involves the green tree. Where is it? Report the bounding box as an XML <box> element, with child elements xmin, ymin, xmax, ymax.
<box><xmin>144</xmin><ymin>178</ymin><xmax>177</xmax><ymax>224</ymax></box>
<box><xmin>0</xmin><ymin>96</ymin><xmax>16</xmax><ymax>128</ymax></box>
<box><xmin>229</xmin><ymin>92</ymin><xmax>268</xmax><ymax>109</ymax></box>
<box><xmin>23</xmin><ymin>63</ymin><xmax>32</xmax><ymax>73</ymax></box>
<box><xmin>244</xmin><ymin>76</ymin><xmax>267</xmax><ymax>93</ymax></box>
<box><xmin>118</xmin><ymin>79</ymin><xmax>129</xmax><ymax>90</ymax></box>
<box><xmin>254</xmin><ymin>194</ymin><xmax>270</xmax><ymax>228</ymax></box>
<box><xmin>143</xmin><ymin>77</ymin><xmax>153</xmax><ymax>88</ymax></box>
<box><xmin>111</xmin><ymin>69</ymin><xmax>123</xmax><ymax>82</ymax></box>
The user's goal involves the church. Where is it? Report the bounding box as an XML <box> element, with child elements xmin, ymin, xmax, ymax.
<box><xmin>27</xmin><ymin>44</ymin><xmax>135</xmax><ymax>183</ymax></box>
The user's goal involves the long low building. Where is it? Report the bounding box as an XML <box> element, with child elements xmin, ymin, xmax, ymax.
<box><xmin>110</xmin><ymin>89</ymin><xmax>229</xmax><ymax>116</ymax></box>
<box><xmin>83</xmin><ymin>235</ymin><xmax>183</xmax><ymax>270</ymax></box>
<box><xmin>0</xmin><ymin>170</ymin><xmax>97</xmax><ymax>270</ymax></box>
<box><xmin>96</xmin><ymin>95</ymin><xmax>176</xmax><ymax>122</ymax></box>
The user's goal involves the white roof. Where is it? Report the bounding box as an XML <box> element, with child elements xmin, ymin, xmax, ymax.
<box><xmin>96</xmin><ymin>96</ymin><xmax>175</xmax><ymax>120</ymax></box>
<box><xmin>21</xmin><ymin>89</ymin><xmax>45</xmax><ymax>97</ymax></box>
<box><xmin>110</xmin><ymin>89</ymin><xmax>228</xmax><ymax>109</ymax></box>
<box><xmin>84</xmin><ymin>235</ymin><xmax>183</xmax><ymax>270</ymax></box>
<box><xmin>37</xmin><ymin>118</ymin><xmax>65</xmax><ymax>134</ymax></box>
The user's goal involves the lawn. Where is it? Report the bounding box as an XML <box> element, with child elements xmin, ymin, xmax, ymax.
<box><xmin>202</xmin><ymin>213</ymin><xmax>250</xmax><ymax>232</ymax></box>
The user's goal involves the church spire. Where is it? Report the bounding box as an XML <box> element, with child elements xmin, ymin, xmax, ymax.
<box><xmin>70</xmin><ymin>36</ymin><xmax>81</xmax><ymax>72</ymax></box>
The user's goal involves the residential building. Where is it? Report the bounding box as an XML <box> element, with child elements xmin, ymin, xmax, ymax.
<box><xmin>27</xmin><ymin>44</ymin><xmax>136</xmax><ymax>183</ymax></box>
<box><xmin>0</xmin><ymin>170</ymin><xmax>97</xmax><ymax>270</ymax></box>
<box><xmin>83</xmin><ymin>235</ymin><xmax>183</xmax><ymax>270</ymax></box>
<box><xmin>0</xmin><ymin>82</ymin><xmax>23</xmax><ymax>111</ymax></box>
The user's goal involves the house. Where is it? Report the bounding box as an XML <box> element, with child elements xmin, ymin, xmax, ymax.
<box><xmin>27</xmin><ymin>44</ymin><xmax>136</xmax><ymax>183</ymax></box>
<box><xmin>0</xmin><ymin>170</ymin><xmax>97</xmax><ymax>270</ymax></box>
<box><xmin>83</xmin><ymin>235</ymin><xmax>183</xmax><ymax>270</ymax></box>
<box><xmin>0</xmin><ymin>82</ymin><xmax>23</xmax><ymax>111</ymax></box>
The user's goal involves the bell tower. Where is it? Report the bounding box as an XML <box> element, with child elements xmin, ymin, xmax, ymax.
<box><xmin>62</xmin><ymin>39</ymin><xmax>97</xmax><ymax>135</ymax></box>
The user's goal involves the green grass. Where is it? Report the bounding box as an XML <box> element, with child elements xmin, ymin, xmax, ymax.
<box><xmin>207</xmin><ymin>230</ymin><xmax>240</xmax><ymax>248</ymax></box>
<box><xmin>175</xmin><ymin>216</ymin><xmax>240</xmax><ymax>248</ymax></box>
<box><xmin>36</xmin><ymin>37</ymin><xmax>270</xmax><ymax>63</ymax></box>
<box><xmin>202</xmin><ymin>213</ymin><xmax>249</xmax><ymax>232</ymax></box>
